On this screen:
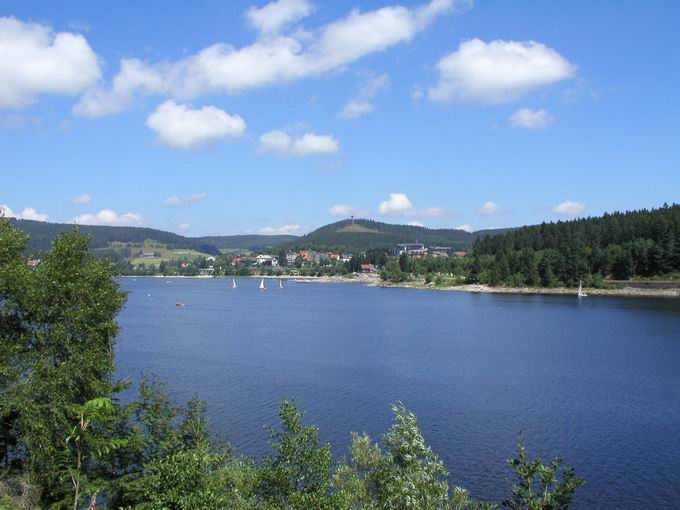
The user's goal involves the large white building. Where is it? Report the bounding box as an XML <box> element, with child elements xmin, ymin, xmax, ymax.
<box><xmin>256</xmin><ymin>254</ymin><xmax>279</xmax><ymax>267</ymax></box>
<box><xmin>395</xmin><ymin>243</ymin><xmax>426</xmax><ymax>256</ymax></box>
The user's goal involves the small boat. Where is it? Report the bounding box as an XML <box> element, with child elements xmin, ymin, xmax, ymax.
<box><xmin>175</xmin><ymin>302</ymin><xmax>185</xmax><ymax>307</ymax></box>
<box><xmin>147</xmin><ymin>293</ymin><xmax>151</xmax><ymax>297</ymax></box>
<box><xmin>279</xmin><ymin>279</ymin><xmax>284</xmax><ymax>289</ymax></box>
<box><xmin>577</xmin><ymin>280</ymin><xmax>588</xmax><ymax>298</ymax></box>
<box><xmin>259</xmin><ymin>278</ymin><xmax>267</xmax><ymax>291</ymax></box>
<box><xmin>232</xmin><ymin>277</ymin><xmax>237</xmax><ymax>289</ymax></box>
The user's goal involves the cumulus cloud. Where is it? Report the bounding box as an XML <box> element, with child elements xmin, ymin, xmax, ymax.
<box><xmin>74</xmin><ymin>0</ymin><xmax>461</xmax><ymax>116</ymax></box>
<box><xmin>177</xmin><ymin>223</ymin><xmax>191</xmax><ymax>232</ymax></box>
<box><xmin>552</xmin><ymin>200</ymin><xmax>586</xmax><ymax>217</ymax></box>
<box><xmin>329</xmin><ymin>204</ymin><xmax>369</xmax><ymax>217</ymax></box>
<box><xmin>339</xmin><ymin>72</ymin><xmax>390</xmax><ymax>119</ymax></box>
<box><xmin>456</xmin><ymin>223</ymin><xmax>473</xmax><ymax>232</ymax></box>
<box><xmin>0</xmin><ymin>17</ymin><xmax>100</xmax><ymax>108</ymax></box>
<box><xmin>510</xmin><ymin>107</ymin><xmax>553</xmax><ymax>130</ymax></box>
<box><xmin>145</xmin><ymin>100</ymin><xmax>246</xmax><ymax>149</ymax></box>
<box><xmin>0</xmin><ymin>204</ymin><xmax>49</xmax><ymax>221</ymax></box>
<box><xmin>257</xmin><ymin>224</ymin><xmax>303</xmax><ymax>235</ymax></box>
<box><xmin>245</xmin><ymin>0</ymin><xmax>315</xmax><ymax>35</ymax></box>
<box><xmin>478</xmin><ymin>201</ymin><xmax>498</xmax><ymax>215</ymax></box>
<box><xmin>163</xmin><ymin>193</ymin><xmax>208</xmax><ymax>208</ymax></box>
<box><xmin>429</xmin><ymin>38</ymin><xmax>575</xmax><ymax>103</ymax></box>
<box><xmin>259</xmin><ymin>130</ymin><xmax>339</xmax><ymax>156</ymax></box>
<box><xmin>71</xmin><ymin>209</ymin><xmax>143</xmax><ymax>226</ymax></box>
<box><xmin>379</xmin><ymin>193</ymin><xmax>413</xmax><ymax>215</ymax></box>
<box><xmin>69</xmin><ymin>193</ymin><xmax>92</xmax><ymax>204</ymax></box>
<box><xmin>378</xmin><ymin>193</ymin><xmax>447</xmax><ymax>217</ymax></box>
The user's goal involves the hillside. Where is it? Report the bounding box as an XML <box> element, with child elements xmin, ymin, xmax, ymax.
<box><xmin>471</xmin><ymin>203</ymin><xmax>680</xmax><ymax>285</ymax></box>
<box><xmin>193</xmin><ymin>234</ymin><xmax>297</xmax><ymax>252</ymax></box>
<box><xmin>288</xmin><ymin>219</ymin><xmax>509</xmax><ymax>252</ymax></box>
<box><xmin>7</xmin><ymin>219</ymin><xmax>296</xmax><ymax>255</ymax></box>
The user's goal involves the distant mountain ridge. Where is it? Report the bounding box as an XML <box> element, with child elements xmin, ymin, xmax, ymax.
<box><xmin>7</xmin><ymin>217</ymin><xmax>512</xmax><ymax>256</ymax></box>
<box><xmin>287</xmin><ymin>219</ymin><xmax>511</xmax><ymax>252</ymax></box>
<box><xmin>7</xmin><ymin>219</ymin><xmax>296</xmax><ymax>255</ymax></box>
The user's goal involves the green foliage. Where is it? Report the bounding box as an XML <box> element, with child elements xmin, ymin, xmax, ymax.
<box><xmin>0</xmin><ymin>220</ymin><xmax>127</xmax><ymax>505</ymax></box>
<box><xmin>258</xmin><ymin>400</ymin><xmax>334</xmax><ymax>508</ymax></box>
<box><xmin>502</xmin><ymin>440</ymin><xmax>584</xmax><ymax>510</ymax></box>
<box><xmin>334</xmin><ymin>403</ymin><xmax>449</xmax><ymax>510</ymax></box>
<box><xmin>473</xmin><ymin>203</ymin><xmax>680</xmax><ymax>286</ymax></box>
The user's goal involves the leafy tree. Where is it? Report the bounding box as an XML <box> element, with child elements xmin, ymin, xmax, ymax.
<box><xmin>257</xmin><ymin>400</ymin><xmax>334</xmax><ymax>508</ymax></box>
<box><xmin>501</xmin><ymin>439</ymin><xmax>584</xmax><ymax>510</ymax></box>
<box><xmin>0</xmin><ymin>221</ymin><xmax>126</xmax><ymax>505</ymax></box>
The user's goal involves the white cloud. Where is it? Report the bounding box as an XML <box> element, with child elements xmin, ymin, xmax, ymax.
<box><xmin>378</xmin><ymin>192</ymin><xmax>447</xmax><ymax>217</ymax></box>
<box><xmin>69</xmin><ymin>193</ymin><xmax>92</xmax><ymax>204</ymax></box>
<box><xmin>478</xmin><ymin>201</ymin><xmax>498</xmax><ymax>215</ymax></box>
<box><xmin>329</xmin><ymin>204</ymin><xmax>369</xmax><ymax>217</ymax></box>
<box><xmin>163</xmin><ymin>193</ymin><xmax>208</xmax><ymax>208</ymax></box>
<box><xmin>552</xmin><ymin>200</ymin><xmax>586</xmax><ymax>217</ymax></box>
<box><xmin>510</xmin><ymin>108</ymin><xmax>553</xmax><ymax>130</ymax></box>
<box><xmin>339</xmin><ymin>72</ymin><xmax>390</xmax><ymax>119</ymax></box>
<box><xmin>0</xmin><ymin>17</ymin><xmax>100</xmax><ymax>108</ymax></box>
<box><xmin>177</xmin><ymin>223</ymin><xmax>191</xmax><ymax>232</ymax></box>
<box><xmin>456</xmin><ymin>223</ymin><xmax>473</xmax><ymax>232</ymax></box>
<box><xmin>1</xmin><ymin>204</ymin><xmax>49</xmax><ymax>221</ymax></box>
<box><xmin>379</xmin><ymin>193</ymin><xmax>413</xmax><ymax>215</ymax></box>
<box><xmin>429</xmin><ymin>38</ymin><xmax>575</xmax><ymax>103</ymax></box>
<box><xmin>71</xmin><ymin>209</ymin><xmax>143</xmax><ymax>226</ymax></box>
<box><xmin>259</xmin><ymin>130</ymin><xmax>339</xmax><ymax>156</ymax></box>
<box><xmin>74</xmin><ymin>0</ymin><xmax>460</xmax><ymax>116</ymax></box>
<box><xmin>339</xmin><ymin>99</ymin><xmax>374</xmax><ymax>119</ymax></box>
<box><xmin>145</xmin><ymin>100</ymin><xmax>246</xmax><ymax>149</ymax></box>
<box><xmin>256</xmin><ymin>224</ymin><xmax>302</xmax><ymax>235</ymax></box>
<box><xmin>245</xmin><ymin>0</ymin><xmax>314</xmax><ymax>35</ymax></box>
<box><xmin>406</xmin><ymin>220</ymin><xmax>426</xmax><ymax>227</ymax></box>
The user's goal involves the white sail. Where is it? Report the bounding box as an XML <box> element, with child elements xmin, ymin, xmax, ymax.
<box><xmin>260</xmin><ymin>278</ymin><xmax>266</xmax><ymax>290</ymax></box>
<box><xmin>578</xmin><ymin>279</ymin><xmax>587</xmax><ymax>298</ymax></box>
<box><xmin>232</xmin><ymin>278</ymin><xmax>237</xmax><ymax>288</ymax></box>
<box><xmin>279</xmin><ymin>279</ymin><xmax>284</xmax><ymax>289</ymax></box>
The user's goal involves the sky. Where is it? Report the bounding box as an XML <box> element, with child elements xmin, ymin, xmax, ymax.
<box><xmin>1</xmin><ymin>0</ymin><xmax>679</xmax><ymax>236</ymax></box>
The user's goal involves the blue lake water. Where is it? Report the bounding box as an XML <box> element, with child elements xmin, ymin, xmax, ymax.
<box><xmin>115</xmin><ymin>277</ymin><xmax>680</xmax><ymax>508</ymax></box>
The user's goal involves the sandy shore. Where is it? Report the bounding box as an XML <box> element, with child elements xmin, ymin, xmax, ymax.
<box><xmin>374</xmin><ymin>281</ymin><xmax>680</xmax><ymax>298</ymax></box>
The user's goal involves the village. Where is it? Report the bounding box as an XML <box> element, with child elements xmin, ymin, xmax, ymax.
<box><xmin>118</xmin><ymin>242</ymin><xmax>468</xmax><ymax>277</ymax></box>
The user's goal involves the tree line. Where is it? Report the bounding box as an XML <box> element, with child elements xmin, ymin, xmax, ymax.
<box><xmin>468</xmin><ymin>204</ymin><xmax>680</xmax><ymax>287</ymax></box>
<box><xmin>1</xmin><ymin>219</ymin><xmax>582</xmax><ymax>509</ymax></box>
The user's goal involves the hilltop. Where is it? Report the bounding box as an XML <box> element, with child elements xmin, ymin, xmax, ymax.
<box><xmin>288</xmin><ymin>219</ymin><xmax>510</xmax><ymax>252</ymax></box>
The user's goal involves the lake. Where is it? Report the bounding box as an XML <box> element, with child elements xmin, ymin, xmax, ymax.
<box><xmin>115</xmin><ymin>277</ymin><xmax>680</xmax><ymax>509</ymax></box>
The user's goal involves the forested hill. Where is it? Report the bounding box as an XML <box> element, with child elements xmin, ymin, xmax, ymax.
<box><xmin>289</xmin><ymin>219</ymin><xmax>510</xmax><ymax>251</ymax></box>
<box><xmin>471</xmin><ymin>203</ymin><xmax>680</xmax><ymax>286</ymax></box>
<box><xmin>7</xmin><ymin>218</ymin><xmax>296</xmax><ymax>254</ymax></box>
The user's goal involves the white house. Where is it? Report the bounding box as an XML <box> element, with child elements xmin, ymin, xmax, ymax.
<box><xmin>256</xmin><ymin>254</ymin><xmax>278</xmax><ymax>267</ymax></box>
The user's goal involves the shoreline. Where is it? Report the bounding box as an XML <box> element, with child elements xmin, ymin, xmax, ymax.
<box><xmin>373</xmin><ymin>280</ymin><xmax>680</xmax><ymax>298</ymax></box>
<box><xmin>119</xmin><ymin>275</ymin><xmax>679</xmax><ymax>298</ymax></box>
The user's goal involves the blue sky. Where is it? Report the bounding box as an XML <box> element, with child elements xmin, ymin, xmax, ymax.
<box><xmin>1</xmin><ymin>0</ymin><xmax>679</xmax><ymax>236</ymax></box>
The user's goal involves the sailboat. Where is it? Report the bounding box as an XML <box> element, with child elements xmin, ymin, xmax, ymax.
<box><xmin>578</xmin><ymin>279</ymin><xmax>588</xmax><ymax>298</ymax></box>
<box><xmin>232</xmin><ymin>277</ymin><xmax>237</xmax><ymax>289</ymax></box>
<box><xmin>279</xmin><ymin>279</ymin><xmax>284</xmax><ymax>289</ymax></box>
<box><xmin>259</xmin><ymin>278</ymin><xmax>267</xmax><ymax>291</ymax></box>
